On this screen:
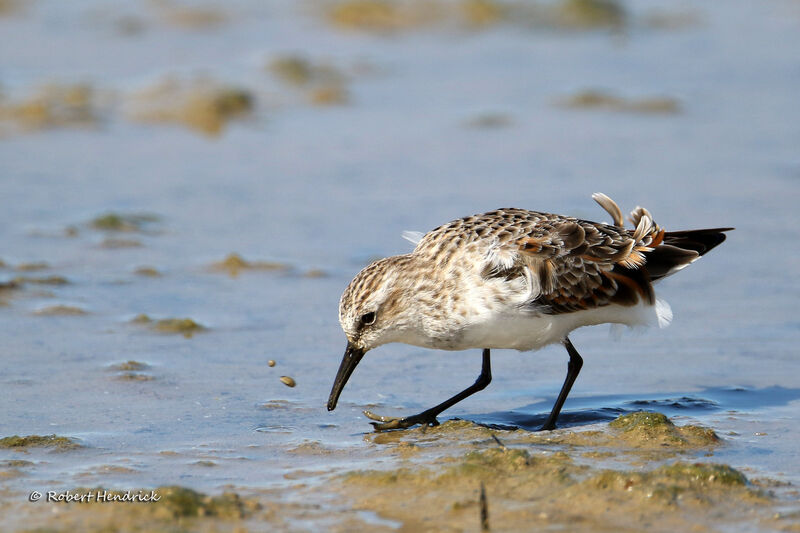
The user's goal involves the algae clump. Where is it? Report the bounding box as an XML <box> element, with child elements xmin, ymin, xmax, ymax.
<box><xmin>153</xmin><ymin>318</ymin><xmax>206</xmax><ymax>337</ymax></box>
<box><xmin>0</xmin><ymin>434</ymin><xmax>80</xmax><ymax>450</ymax></box>
<box><xmin>134</xmin><ymin>266</ymin><xmax>162</xmax><ymax>277</ymax></box>
<box><xmin>210</xmin><ymin>253</ymin><xmax>290</xmax><ymax>277</ymax></box>
<box><xmin>12</xmin><ymin>275</ymin><xmax>69</xmax><ymax>286</ymax></box>
<box><xmin>132</xmin><ymin>314</ymin><xmax>206</xmax><ymax>337</ymax></box>
<box><xmin>153</xmin><ymin>485</ymin><xmax>253</xmax><ymax>519</ymax></box>
<box><xmin>609</xmin><ymin>411</ymin><xmax>672</xmax><ymax>430</ymax></box>
<box><xmin>110</xmin><ymin>360</ymin><xmax>150</xmax><ymax>371</ymax></box>
<box><xmin>153</xmin><ymin>2</ymin><xmax>227</xmax><ymax>30</ymax></box>
<box><xmin>15</xmin><ymin>261</ymin><xmax>49</xmax><ymax>272</ymax></box>
<box><xmin>67</xmin><ymin>485</ymin><xmax>259</xmax><ymax>520</ymax></box>
<box><xmin>0</xmin><ymin>83</ymin><xmax>100</xmax><ymax>134</ymax></box>
<box><xmin>459</xmin><ymin>447</ymin><xmax>531</xmax><ymax>473</ymax></box>
<box><xmin>556</xmin><ymin>0</ymin><xmax>625</xmax><ymax>28</ymax></box>
<box><xmin>657</xmin><ymin>462</ymin><xmax>747</xmax><ymax>486</ymax></box>
<box><xmin>461</xmin><ymin>0</ymin><xmax>505</xmax><ymax>27</ymax></box>
<box><xmin>90</xmin><ymin>212</ymin><xmax>160</xmax><ymax>232</ymax></box>
<box><xmin>608</xmin><ymin>411</ymin><xmax>719</xmax><ymax>448</ymax></box>
<box><xmin>33</xmin><ymin>305</ymin><xmax>89</xmax><ymax>316</ymax></box>
<box><xmin>269</xmin><ymin>54</ymin><xmax>350</xmax><ymax>107</ymax></box>
<box><xmin>128</xmin><ymin>78</ymin><xmax>254</xmax><ymax>136</ymax></box>
<box><xmin>561</xmin><ymin>89</ymin><xmax>681</xmax><ymax>114</ymax></box>
<box><xmin>328</xmin><ymin>0</ymin><xmax>408</xmax><ymax>32</ymax></box>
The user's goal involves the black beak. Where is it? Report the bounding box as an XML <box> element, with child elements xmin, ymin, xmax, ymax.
<box><xmin>327</xmin><ymin>342</ymin><xmax>365</xmax><ymax>411</ymax></box>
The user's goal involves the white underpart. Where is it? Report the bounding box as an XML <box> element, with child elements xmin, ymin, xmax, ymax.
<box><xmin>610</xmin><ymin>297</ymin><xmax>671</xmax><ymax>339</ymax></box>
<box><xmin>440</xmin><ymin>298</ymin><xmax>671</xmax><ymax>352</ymax></box>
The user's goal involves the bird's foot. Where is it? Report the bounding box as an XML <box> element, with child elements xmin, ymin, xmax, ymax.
<box><xmin>363</xmin><ymin>410</ymin><xmax>440</xmax><ymax>431</ymax></box>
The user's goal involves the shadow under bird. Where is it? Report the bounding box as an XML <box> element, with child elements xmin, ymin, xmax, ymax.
<box><xmin>327</xmin><ymin>193</ymin><xmax>732</xmax><ymax>430</ymax></box>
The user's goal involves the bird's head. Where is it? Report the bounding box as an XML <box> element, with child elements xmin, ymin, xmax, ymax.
<box><xmin>327</xmin><ymin>255</ymin><xmax>423</xmax><ymax>411</ymax></box>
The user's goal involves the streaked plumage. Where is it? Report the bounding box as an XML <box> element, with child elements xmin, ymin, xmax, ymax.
<box><xmin>328</xmin><ymin>193</ymin><xmax>732</xmax><ymax>431</ymax></box>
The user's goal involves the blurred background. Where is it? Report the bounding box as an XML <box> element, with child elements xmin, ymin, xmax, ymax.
<box><xmin>0</xmin><ymin>0</ymin><xmax>799</xmax><ymax>524</ymax></box>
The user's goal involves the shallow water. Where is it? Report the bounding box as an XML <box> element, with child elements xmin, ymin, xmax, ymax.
<box><xmin>1</xmin><ymin>0</ymin><xmax>799</xmax><ymax>529</ymax></box>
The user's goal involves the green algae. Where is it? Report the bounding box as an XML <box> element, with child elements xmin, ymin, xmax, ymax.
<box><xmin>464</xmin><ymin>112</ymin><xmax>513</xmax><ymax>129</ymax></box>
<box><xmin>109</xmin><ymin>360</ymin><xmax>150</xmax><ymax>371</ymax></box>
<box><xmin>327</xmin><ymin>0</ymin><xmax>409</xmax><ymax>32</ymax></box>
<box><xmin>580</xmin><ymin>462</ymin><xmax>755</xmax><ymax>510</ymax></box>
<box><xmin>15</xmin><ymin>261</ymin><xmax>49</xmax><ymax>272</ymax></box>
<box><xmin>99</xmin><ymin>237</ymin><xmax>143</xmax><ymax>249</ymax></box>
<box><xmin>458</xmin><ymin>447</ymin><xmax>531</xmax><ymax>472</ymax></box>
<box><xmin>555</xmin><ymin>0</ymin><xmax>625</xmax><ymax>29</ymax></box>
<box><xmin>0</xmin><ymin>0</ymin><xmax>25</xmax><ymax>16</ymax></box>
<box><xmin>325</xmin><ymin>0</ymin><xmax>628</xmax><ymax>33</ymax></box>
<box><xmin>153</xmin><ymin>486</ymin><xmax>257</xmax><ymax>519</ymax></box>
<box><xmin>269</xmin><ymin>54</ymin><xmax>351</xmax><ymax>107</ymax></box>
<box><xmin>210</xmin><ymin>253</ymin><xmax>291</xmax><ymax>277</ymax></box>
<box><xmin>309</xmin><ymin>85</ymin><xmax>349</xmax><ymax>106</ymax></box>
<box><xmin>610</xmin><ymin>411</ymin><xmax>673</xmax><ymax>430</ymax></box>
<box><xmin>64</xmin><ymin>485</ymin><xmax>259</xmax><ymax>520</ymax></box>
<box><xmin>608</xmin><ymin>411</ymin><xmax>720</xmax><ymax>448</ymax></box>
<box><xmin>560</xmin><ymin>89</ymin><xmax>681</xmax><ymax>114</ymax></box>
<box><xmin>326</xmin><ymin>0</ymin><xmax>509</xmax><ymax>32</ymax></box>
<box><xmin>1</xmin><ymin>460</ymin><xmax>33</xmax><ymax>467</ymax></box>
<box><xmin>33</xmin><ymin>305</ymin><xmax>89</xmax><ymax>316</ymax></box>
<box><xmin>115</xmin><ymin>372</ymin><xmax>156</xmax><ymax>382</ymax></box>
<box><xmin>0</xmin><ymin>435</ymin><xmax>80</xmax><ymax>450</ymax></box>
<box><xmin>153</xmin><ymin>318</ymin><xmax>206</xmax><ymax>337</ymax></box>
<box><xmin>128</xmin><ymin>78</ymin><xmax>254</xmax><ymax>136</ymax></box>
<box><xmin>11</xmin><ymin>275</ymin><xmax>68</xmax><ymax>285</ymax></box>
<box><xmin>343</xmin><ymin>466</ymin><xmax>421</xmax><ymax>485</ymax></box>
<box><xmin>461</xmin><ymin>0</ymin><xmax>506</xmax><ymax>27</ymax></box>
<box><xmin>152</xmin><ymin>1</ymin><xmax>227</xmax><ymax>30</ymax></box>
<box><xmin>134</xmin><ymin>266</ymin><xmax>162</xmax><ymax>277</ymax></box>
<box><xmin>0</xmin><ymin>83</ymin><xmax>99</xmax><ymax>134</ymax></box>
<box><xmin>269</xmin><ymin>55</ymin><xmax>345</xmax><ymax>87</ymax></box>
<box><xmin>657</xmin><ymin>462</ymin><xmax>747</xmax><ymax>486</ymax></box>
<box><xmin>270</xmin><ymin>56</ymin><xmax>316</xmax><ymax>86</ymax></box>
<box><xmin>0</xmin><ymin>280</ymin><xmax>21</xmax><ymax>291</ymax></box>
<box><xmin>131</xmin><ymin>314</ymin><xmax>207</xmax><ymax>337</ymax></box>
<box><xmin>90</xmin><ymin>212</ymin><xmax>160</xmax><ymax>232</ymax></box>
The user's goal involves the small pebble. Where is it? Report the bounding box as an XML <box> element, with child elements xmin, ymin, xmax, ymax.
<box><xmin>268</xmin><ymin>360</ymin><xmax>276</xmax><ymax>367</ymax></box>
<box><xmin>280</xmin><ymin>376</ymin><xmax>296</xmax><ymax>388</ymax></box>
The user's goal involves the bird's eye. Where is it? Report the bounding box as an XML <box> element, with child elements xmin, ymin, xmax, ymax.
<box><xmin>360</xmin><ymin>312</ymin><xmax>376</xmax><ymax>326</ymax></box>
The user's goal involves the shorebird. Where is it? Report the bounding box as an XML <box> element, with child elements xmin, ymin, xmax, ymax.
<box><xmin>327</xmin><ymin>193</ymin><xmax>731</xmax><ymax>431</ymax></box>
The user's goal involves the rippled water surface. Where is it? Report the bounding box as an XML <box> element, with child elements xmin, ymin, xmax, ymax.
<box><xmin>1</xmin><ymin>0</ymin><xmax>799</xmax><ymax>525</ymax></box>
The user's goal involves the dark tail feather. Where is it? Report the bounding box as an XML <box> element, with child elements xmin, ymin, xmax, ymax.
<box><xmin>647</xmin><ymin>227</ymin><xmax>733</xmax><ymax>282</ymax></box>
<box><xmin>663</xmin><ymin>228</ymin><xmax>733</xmax><ymax>255</ymax></box>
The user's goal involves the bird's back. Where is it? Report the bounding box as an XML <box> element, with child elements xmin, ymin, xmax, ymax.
<box><xmin>406</xmin><ymin>203</ymin><xmax>730</xmax><ymax>351</ymax></box>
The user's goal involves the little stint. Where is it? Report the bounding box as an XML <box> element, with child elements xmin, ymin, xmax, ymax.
<box><xmin>328</xmin><ymin>193</ymin><xmax>732</xmax><ymax>430</ymax></box>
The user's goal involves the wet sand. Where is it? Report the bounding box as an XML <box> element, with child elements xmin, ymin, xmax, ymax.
<box><xmin>0</xmin><ymin>413</ymin><xmax>796</xmax><ymax>531</ymax></box>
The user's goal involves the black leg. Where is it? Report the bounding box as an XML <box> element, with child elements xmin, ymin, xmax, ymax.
<box><xmin>541</xmin><ymin>337</ymin><xmax>583</xmax><ymax>431</ymax></box>
<box><xmin>364</xmin><ymin>348</ymin><xmax>492</xmax><ymax>431</ymax></box>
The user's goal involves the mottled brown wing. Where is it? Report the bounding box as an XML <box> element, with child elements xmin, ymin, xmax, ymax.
<box><xmin>515</xmin><ymin>219</ymin><xmax>656</xmax><ymax>314</ymax></box>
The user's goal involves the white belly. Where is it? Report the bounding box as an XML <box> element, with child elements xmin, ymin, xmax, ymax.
<box><xmin>445</xmin><ymin>299</ymin><xmax>670</xmax><ymax>352</ymax></box>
